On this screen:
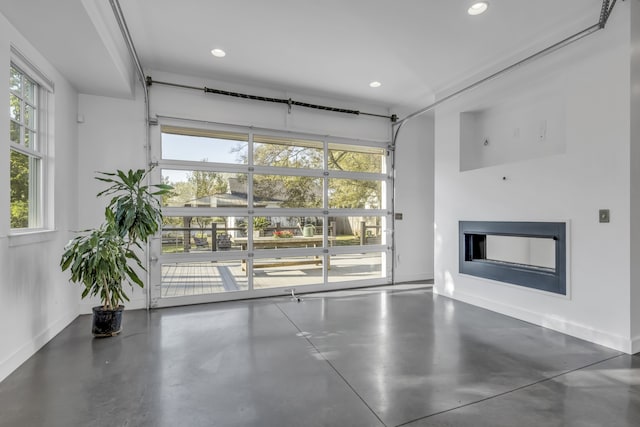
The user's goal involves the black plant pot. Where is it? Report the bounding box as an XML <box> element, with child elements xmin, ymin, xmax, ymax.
<box><xmin>92</xmin><ymin>306</ymin><xmax>124</xmax><ymax>337</ymax></box>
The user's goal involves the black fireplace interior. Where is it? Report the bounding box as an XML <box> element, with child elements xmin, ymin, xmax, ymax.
<box><xmin>459</xmin><ymin>221</ymin><xmax>566</xmax><ymax>295</ymax></box>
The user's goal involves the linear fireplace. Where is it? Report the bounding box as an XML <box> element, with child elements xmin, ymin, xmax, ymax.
<box><xmin>459</xmin><ymin>221</ymin><xmax>566</xmax><ymax>295</ymax></box>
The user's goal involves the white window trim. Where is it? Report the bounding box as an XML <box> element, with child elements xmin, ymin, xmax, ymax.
<box><xmin>10</xmin><ymin>46</ymin><xmax>54</xmax><ymax>92</ymax></box>
<box><xmin>8</xmin><ymin>47</ymin><xmax>54</xmax><ymax>238</ymax></box>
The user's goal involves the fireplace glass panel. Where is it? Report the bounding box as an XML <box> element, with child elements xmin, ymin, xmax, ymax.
<box><xmin>485</xmin><ymin>235</ymin><xmax>555</xmax><ymax>270</ymax></box>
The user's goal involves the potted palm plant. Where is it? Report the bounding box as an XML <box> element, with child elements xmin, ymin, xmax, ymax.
<box><xmin>60</xmin><ymin>169</ymin><xmax>172</xmax><ymax>337</ymax></box>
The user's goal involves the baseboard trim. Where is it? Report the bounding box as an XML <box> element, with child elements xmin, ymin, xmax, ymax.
<box><xmin>435</xmin><ymin>287</ymin><xmax>632</xmax><ymax>354</ymax></box>
<box><xmin>0</xmin><ymin>310</ymin><xmax>78</xmax><ymax>383</ymax></box>
<box><xmin>631</xmin><ymin>335</ymin><xmax>640</xmax><ymax>354</ymax></box>
<box><xmin>393</xmin><ymin>273</ymin><xmax>434</xmax><ymax>284</ymax></box>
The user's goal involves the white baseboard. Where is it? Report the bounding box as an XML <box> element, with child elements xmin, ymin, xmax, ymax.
<box><xmin>435</xmin><ymin>287</ymin><xmax>632</xmax><ymax>354</ymax></box>
<box><xmin>631</xmin><ymin>335</ymin><xmax>640</xmax><ymax>354</ymax></box>
<box><xmin>0</xmin><ymin>310</ymin><xmax>78</xmax><ymax>383</ymax></box>
<box><xmin>393</xmin><ymin>272</ymin><xmax>434</xmax><ymax>284</ymax></box>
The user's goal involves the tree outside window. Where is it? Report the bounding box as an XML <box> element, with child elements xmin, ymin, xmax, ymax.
<box><xmin>9</xmin><ymin>64</ymin><xmax>43</xmax><ymax>230</ymax></box>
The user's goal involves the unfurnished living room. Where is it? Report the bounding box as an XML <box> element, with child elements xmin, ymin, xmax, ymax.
<box><xmin>1</xmin><ymin>1</ymin><xmax>640</xmax><ymax>426</ymax></box>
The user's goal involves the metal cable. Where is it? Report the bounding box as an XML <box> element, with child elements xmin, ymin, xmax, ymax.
<box><xmin>148</xmin><ymin>79</ymin><xmax>395</xmax><ymax>121</ymax></box>
<box><xmin>600</xmin><ymin>0</ymin><xmax>611</xmax><ymax>27</ymax></box>
<box><xmin>606</xmin><ymin>0</ymin><xmax>618</xmax><ymax>24</ymax></box>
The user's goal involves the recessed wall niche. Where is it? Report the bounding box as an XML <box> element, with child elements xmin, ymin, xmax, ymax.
<box><xmin>459</xmin><ymin>88</ymin><xmax>566</xmax><ymax>171</ymax></box>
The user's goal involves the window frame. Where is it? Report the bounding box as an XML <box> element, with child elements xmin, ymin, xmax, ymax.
<box><xmin>8</xmin><ymin>49</ymin><xmax>53</xmax><ymax>235</ymax></box>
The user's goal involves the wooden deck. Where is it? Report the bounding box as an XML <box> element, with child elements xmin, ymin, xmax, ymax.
<box><xmin>160</xmin><ymin>254</ymin><xmax>382</xmax><ymax>298</ymax></box>
<box><xmin>161</xmin><ymin>262</ymin><xmax>248</xmax><ymax>297</ymax></box>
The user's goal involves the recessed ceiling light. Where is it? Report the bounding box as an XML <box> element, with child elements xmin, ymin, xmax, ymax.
<box><xmin>211</xmin><ymin>48</ymin><xmax>226</xmax><ymax>58</ymax></box>
<box><xmin>369</xmin><ymin>81</ymin><xmax>382</xmax><ymax>88</ymax></box>
<box><xmin>468</xmin><ymin>2</ymin><xmax>489</xmax><ymax>15</ymax></box>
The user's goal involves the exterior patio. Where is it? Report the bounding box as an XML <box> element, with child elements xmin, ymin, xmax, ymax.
<box><xmin>160</xmin><ymin>253</ymin><xmax>383</xmax><ymax>298</ymax></box>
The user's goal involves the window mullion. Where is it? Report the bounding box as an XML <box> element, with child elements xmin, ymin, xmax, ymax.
<box><xmin>247</xmin><ymin>130</ymin><xmax>255</xmax><ymax>291</ymax></box>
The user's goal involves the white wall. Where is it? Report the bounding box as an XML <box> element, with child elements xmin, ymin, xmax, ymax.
<box><xmin>630</xmin><ymin>0</ymin><xmax>640</xmax><ymax>352</ymax></box>
<box><xmin>0</xmin><ymin>13</ymin><xmax>80</xmax><ymax>382</ymax></box>
<box><xmin>434</xmin><ymin>4</ymin><xmax>634</xmax><ymax>352</ymax></box>
<box><xmin>76</xmin><ymin>90</ymin><xmax>147</xmax><ymax>312</ymax></box>
<box><xmin>393</xmin><ymin>112</ymin><xmax>435</xmax><ymax>282</ymax></box>
<box><xmin>459</xmin><ymin>81</ymin><xmax>566</xmax><ymax>172</ymax></box>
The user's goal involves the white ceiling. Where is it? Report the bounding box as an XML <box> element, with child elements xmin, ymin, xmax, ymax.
<box><xmin>0</xmin><ymin>0</ymin><xmax>135</xmax><ymax>98</ymax></box>
<box><xmin>1</xmin><ymin>0</ymin><xmax>606</xmax><ymax>110</ymax></box>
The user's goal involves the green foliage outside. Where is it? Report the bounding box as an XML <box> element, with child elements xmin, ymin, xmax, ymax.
<box><xmin>253</xmin><ymin>217</ymin><xmax>270</xmax><ymax>231</ymax></box>
<box><xmin>10</xmin><ymin>65</ymin><xmax>35</xmax><ymax>229</ymax></box>
<box><xmin>191</xmin><ymin>168</ymin><xmax>228</xmax><ymax>198</ymax></box>
<box><xmin>160</xmin><ymin>142</ymin><xmax>384</xmax><ymax>245</ymax></box>
<box><xmin>10</xmin><ymin>149</ymin><xmax>29</xmax><ymax>228</ymax></box>
<box><xmin>163</xmin><ymin>160</ymin><xmax>228</xmax><ymax>212</ymax></box>
<box><xmin>252</xmin><ymin>142</ymin><xmax>323</xmax><ymax>168</ymax></box>
<box><xmin>253</xmin><ymin>174</ymin><xmax>322</xmax><ymax>208</ymax></box>
<box><xmin>328</xmin><ymin>149</ymin><xmax>381</xmax><ymax>173</ymax></box>
<box><xmin>329</xmin><ymin>178</ymin><xmax>381</xmax><ymax>209</ymax></box>
<box><xmin>163</xmin><ymin>145</ymin><xmax>383</xmax><ymax>210</ymax></box>
<box><xmin>327</xmin><ymin>149</ymin><xmax>382</xmax><ymax>209</ymax></box>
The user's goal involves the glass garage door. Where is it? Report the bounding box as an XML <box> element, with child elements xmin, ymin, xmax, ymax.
<box><xmin>149</xmin><ymin>120</ymin><xmax>392</xmax><ymax>307</ymax></box>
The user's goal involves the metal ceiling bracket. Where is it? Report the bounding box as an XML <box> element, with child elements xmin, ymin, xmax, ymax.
<box><xmin>599</xmin><ymin>0</ymin><xmax>619</xmax><ymax>28</ymax></box>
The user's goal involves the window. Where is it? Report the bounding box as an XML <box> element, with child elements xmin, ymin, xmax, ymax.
<box><xmin>9</xmin><ymin>62</ymin><xmax>47</xmax><ymax>230</ymax></box>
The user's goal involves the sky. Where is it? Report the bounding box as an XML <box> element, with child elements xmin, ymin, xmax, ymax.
<box><xmin>161</xmin><ymin>133</ymin><xmax>246</xmax><ymax>182</ymax></box>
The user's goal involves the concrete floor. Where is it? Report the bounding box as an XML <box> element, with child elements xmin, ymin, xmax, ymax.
<box><xmin>1</xmin><ymin>286</ymin><xmax>639</xmax><ymax>427</ymax></box>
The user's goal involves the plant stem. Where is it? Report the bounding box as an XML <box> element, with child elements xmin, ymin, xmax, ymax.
<box><xmin>103</xmin><ymin>278</ymin><xmax>112</xmax><ymax>310</ymax></box>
